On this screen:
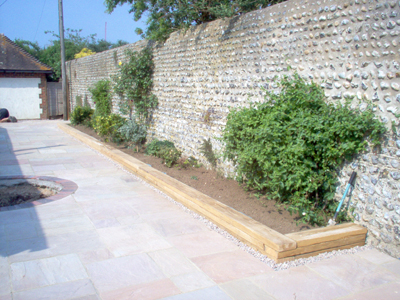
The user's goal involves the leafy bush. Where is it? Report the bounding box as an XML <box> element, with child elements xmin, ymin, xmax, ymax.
<box><xmin>70</xmin><ymin>106</ymin><xmax>94</xmax><ymax>126</ymax></box>
<box><xmin>92</xmin><ymin>114</ymin><xmax>126</xmax><ymax>142</ymax></box>
<box><xmin>118</xmin><ymin>119</ymin><xmax>147</xmax><ymax>151</ymax></box>
<box><xmin>145</xmin><ymin>139</ymin><xmax>181</xmax><ymax>167</ymax></box>
<box><xmin>222</xmin><ymin>73</ymin><xmax>386</xmax><ymax>225</ymax></box>
<box><xmin>89</xmin><ymin>79</ymin><xmax>112</xmax><ymax>117</ymax></box>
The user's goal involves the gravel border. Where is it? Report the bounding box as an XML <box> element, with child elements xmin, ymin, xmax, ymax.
<box><xmin>67</xmin><ymin>131</ymin><xmax>373</xmax><ymax>271</ymax></box>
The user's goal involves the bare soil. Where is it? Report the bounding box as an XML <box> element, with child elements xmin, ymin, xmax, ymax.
<box><xmin>72</xmin><ymin>125</ymin><xmax>315</xmax><ymax>234</ymax></box>
<box><xmin>0</xmin><ymin>183</ymin><xmax>56</xmax><ymax>207</ymax></box>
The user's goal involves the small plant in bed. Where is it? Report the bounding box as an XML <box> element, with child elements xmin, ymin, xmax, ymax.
<box><xmin>222</xmin><ymin>73</ymin><xmax>386</xmax><ymax>225</ymax></box>
<box><xmin>118</xmin><ymin>118</ymin><xmax>147</xmax><ymax>152</ymax></box>
<box><xmin>145</xmin><ymin>139</ymin><xmax>182</xmax><ymax>167</ymax></box>
<box><xmin>176</xmin><ymin>156</ymin><xmax>202</xmax><ymax>170</ymax></box>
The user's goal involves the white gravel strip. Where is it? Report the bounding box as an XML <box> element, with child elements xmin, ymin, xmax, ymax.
<box><xmin>68</xmin><ymin>132</ymin><xmax>373</xmax><ymax>271</ymax></box>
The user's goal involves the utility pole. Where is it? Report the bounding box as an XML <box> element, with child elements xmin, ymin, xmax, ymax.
<box><xmin>59</xmin><ymin>0</ymin><xmax>68</xmax><ymax>120</ymax></box>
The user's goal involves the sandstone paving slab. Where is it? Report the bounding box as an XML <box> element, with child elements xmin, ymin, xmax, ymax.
<box><xmin>219</xmin><ymin>279</ymin><xmax>275</xmax><ymax>300</ymax></box>
<box><xmin>354</xmin><ymin>248</ymin><xmax>399</xmax><ymax>265</ymax></box>
<box><xmin>147</xmin><ymin>213</ymin><xmax>209</xmax><ymax>237</ymax></box>
<box><xmin>68</xmin><ymin>295</ymin><xmax>100</xmax><ymax>300</ymax></box>
<box><xmin>306</xmin><ymin>254</ymin><xmax>399</xmax><ymax>294</ymax></box>
<box><xmin>73</xmin><ymin>175</ymin><xmax>133</xmax><ymax>188</ymax></box>
<box><xmin>70</xmin><ymin>189</ymin><xmax>121</xmax><ymax>202</ymax></box>
<box><xmin>0</xmin><ymin>225</ymin><xmax>5</xmax><ymax>243</ymax></box>
<box><xmin>92</xmin><ymin>218</ymin><xmax>121</xmax><ymax>229</ymax></box>
<box><xmin>62</xmin><ymin>163</ymin><xmax>86</xmax><ymax>170</ymax></box>
<box><xmin>9</xmin><ymin>142</ymin><xmax>47</xmax><ymax>150</ymax></box>
<box><xmin>12</xmin><ymin>279</ymin><xmax>97</xmax><ymax>300</ymax></box>
<box><xmin>78</xmin><ymin>248</ymin><xmax>114</xmax><ymax>265</ymax></box>
<box><xmin>167</xmin><ymin>230</ymin><xmax>239</xmax><ymax>258</ymax></box>
<box><xmin>97</xmin><ymin>223</ymin><xmax>172</xmax><ymax>257</ymax></box>
<box><xmin>139</xmin><ymin>209</ymin><xmax>191</xmax><ymax>222</ymax></box>
<box><xmin>116</xmin><ymin>214</ymin><xmax>144</xmax><ymax>226</ymax></box>
<box><xmin>85</xmin><ymin>253</ymin><xmax>165</xmax><ymax>293</ymax></box>
<box><xmin>53</xmin><ymin>169</ymin><xmax>95</xmax><ymax>181</ymax></box>
<box><xmin>249</xmin><ymin>265</ymin><xmax>348</xmax><ymax>300</ymax></box>
<box><xmin>7</xmin><ymin>230</ymin><xmax>103</xmax><ymax>263</ymax></box>
<box><xmin>11</xmin><ymin>253</ymin><xmax>88</xmax><ymax>292</ymax></box>
<box><xmin>0</xmin><ymin>164</ymin><xmax>34</xmax><ymax>176</ymax></box>
<box><xmin>0</xmin><ymin>256</ymin><xmax>11</xmax><ymax>297</ymax></box>
<box><xmin>170</xmin><ymin>271</ymin><xmax>215</xmax><ymax>293</ymax></box>
<box><xmin>382</xmin><ymin>260</ymin><xmax>400</xmax><ymax>278</ymax></box>
<box><xmin>78</xmin><ymin>198</ymin><xmax>141</xmax><ymax>221</ymax></box>
<box><xmin>3</xmin><ymin>221</ymin><xmax>38</xmax><ymax>241</ymax></box>
<box><xmin>128</xmin><ymin>196</ymin><xmax>188</xmax><ymax>215</ymax></box>
<box><xmin>0</xmin><ymin>158</ymin><xmax>29</xmax><ymax>166</ymax></box>
<box><xmin>28</xmin><ymin>157</ymin><xmax>76</xmax><ymax>166</ymax></box>
<box><xmin>339</xmin><ymin>281</ymin><xmax>400</xmax><ymax>300</ymax></box>
<box><xmin>148</xmin><ymin>248</ymin><xmax>200</xmax><ymax>277</ymax></box>
<box><xmin>191</xmin><ymin>250</ymin><xmax>273</xmax><ymax>284</ymax></box>
<box><xmin>100</xmin><ymin>278</ymin><xmax>180</xmax><ymax>300</ymax></box>
<box><xmin>159</xmin><ymin>286</ymin><xmax>232</xmax><ymax>300</ymax></box>
<box><xmin>32</xmin><ymin>197</ymin><xmax>85</xmax><ymax>220</ymax></box>
<box><xmin>34</xmin><ymin>214</ymin><xmax>95</xmax><ymax>237</ymax></box>
<box><xmin>38</xmin><ymin>148</ymin><xmax>67</xmax><ymax>154</ymax></box>
<box><xmin>64</xmin><ymin>147</ymin><xmax>95</xmax><ymax>154</ymax></box>
<box><xmin>32</xmin><ymin>164</ymin><xmax>66</xmax><ymax>172</ymax></box>
<box><xmin>0</xmin><ymin>209</ymin><xmax>34</xmax><ymax>226</ymax></box>
<box><xmin>0</xmin><ymin>294</ymin><xmax>12</xmax><ymax>300</ymax></box>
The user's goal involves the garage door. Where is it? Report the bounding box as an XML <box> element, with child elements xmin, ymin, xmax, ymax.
<box><xmin>0</xmin><ymin>77</ymin><xmax>42</xmax><ymax>119</ymax></box>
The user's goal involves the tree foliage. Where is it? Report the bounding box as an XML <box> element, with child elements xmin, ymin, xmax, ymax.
<box><xmin>222</xmin><ymin>74</ymin><xmax>386</xmax><ymax>225</ymax></box>
<box><xmin>74</xmin><ymin>48</ymin><xmax>96</xmax><ymax>59</ymax></box>
<box><xmin>14</xmin><ymin>29</ymin><xmax>128</xmax><ymax>81</ymax></box>
<box><xmin>105</xmin><ymin>0</ymin><xmax>286</xmax><ymax>41</ymax></box>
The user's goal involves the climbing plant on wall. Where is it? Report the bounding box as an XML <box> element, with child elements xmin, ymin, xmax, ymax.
<box><xmin>113</xmin><ymin>47</ymin><xmax>158</xmax><ymax>122</ymax></box>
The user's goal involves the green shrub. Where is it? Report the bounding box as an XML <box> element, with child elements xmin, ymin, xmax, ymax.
<box><xmin>70</xmin><ymin>106</ymin><xmax>94</xmax><ymax>126</ymax></box>
<box><xmin>145</xmin><ymin>139</ymin><xmax>181</xmax><ymax>167</ymax></box>
<box><xmin>118</xmin><ymin>119</ymin><xmax>147</xmax><ymax>151</ymax></box>
<box><xmin>89</xmin><ymin>79</ymin><xmax>112</xmax><ymax>117</ymax></box>
<box><xmin>222</xmin><ymin>73</ymin><xmax>386</xmax><ymax>225</ymax></box>
<box><xmin>92</xmin><ymin>114</ymin><xmax>126</xmax><ymax>142</ymax></box>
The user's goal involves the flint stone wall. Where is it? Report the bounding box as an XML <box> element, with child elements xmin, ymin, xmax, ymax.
<box><xmin>66</xmin><ymin>0</ymin><xmax>400</xmax><ymax>257</ymax></box>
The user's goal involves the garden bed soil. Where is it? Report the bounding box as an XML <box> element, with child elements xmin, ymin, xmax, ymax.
<box><xmin>72</xmin><ymin>124</ymin><xmax>315</xmax><ymax>234</ymax></box>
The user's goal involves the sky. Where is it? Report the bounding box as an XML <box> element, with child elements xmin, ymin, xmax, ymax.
<box><xmin>0</xmin><ymin>0</ymin><xmax>147</xmax><ymax>47</ymax></box>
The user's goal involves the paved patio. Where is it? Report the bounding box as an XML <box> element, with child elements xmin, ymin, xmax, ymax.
<box><xmin>0</xmin><ymin>120</ymin><xmax>399</xmax><ymax>300</ymax></box>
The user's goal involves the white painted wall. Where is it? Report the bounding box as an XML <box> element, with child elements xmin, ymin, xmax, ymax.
<box><xmin>0</xmin><ymin>77</ymin><xmax>42</xmax><ymax>119</ymax></box>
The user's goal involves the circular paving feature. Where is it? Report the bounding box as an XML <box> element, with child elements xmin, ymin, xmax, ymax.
<box><xmin>0</xmin><ymin>176</ymin><xmax>78</xmax><ymax>211</ymax></box>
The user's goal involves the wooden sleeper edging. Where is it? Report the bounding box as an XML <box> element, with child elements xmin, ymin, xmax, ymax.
<box><xmin>59</xmin><ymin>123</ymin><xmax>367</xmax><ymax>263</ymax></box>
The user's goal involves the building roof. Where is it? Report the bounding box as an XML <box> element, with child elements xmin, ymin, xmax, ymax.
<box><xmin>0</xmin><ymin>34</ymin><xmax>52</xmax><ymax>74</ymax></box>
